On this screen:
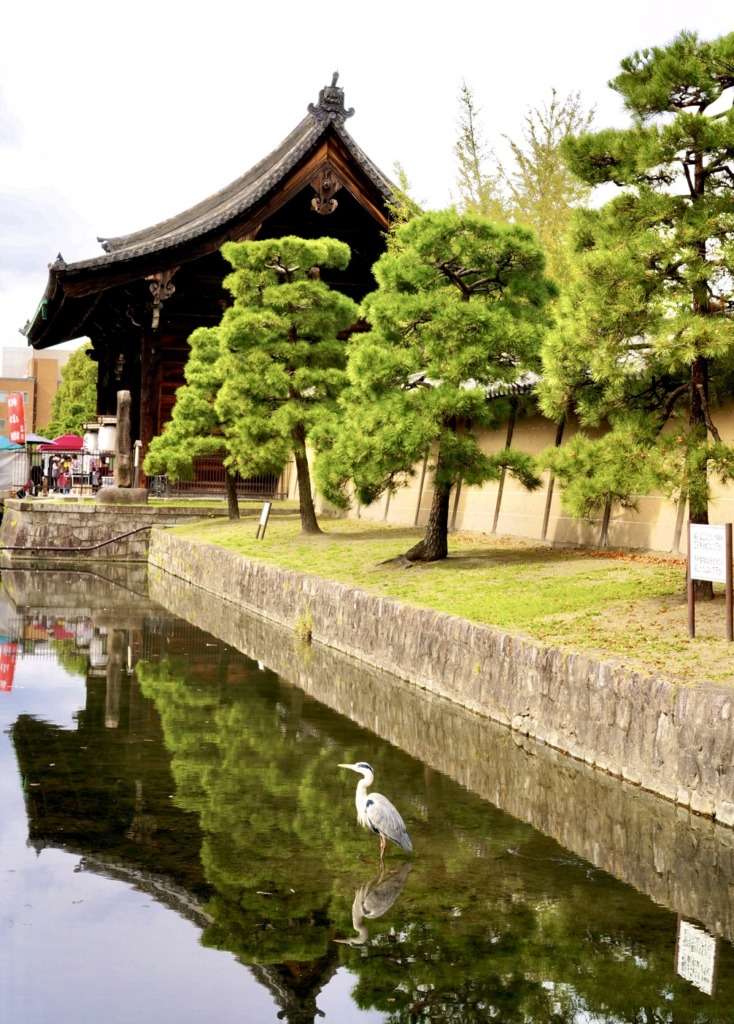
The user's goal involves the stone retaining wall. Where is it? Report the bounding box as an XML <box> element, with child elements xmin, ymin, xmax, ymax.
<box><xmin>149</xmin><ymin>564</ymin><xmax>734</xmax><ymax>942</ymax></box>
<box><xmin>0</xmin><ymin>500</ymin><xmax>223</xmax><ymax>562</ymax></box>
<box><xmin>149</xmin><ymin>529</ymin><xmax>734</xmax><ymax>827</ymax></box>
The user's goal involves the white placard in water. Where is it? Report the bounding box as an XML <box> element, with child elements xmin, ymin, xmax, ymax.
<box><xmin>677</xmin><ymin>919</ymin><xmax>717</xmax><ymax>996</ymax></box>
<box><xmin>690</xmin><ymin>524</ymin><xmax>728</xmax><ymax>584</ymax></box>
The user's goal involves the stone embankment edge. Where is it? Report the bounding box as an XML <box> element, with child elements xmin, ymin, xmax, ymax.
<box><xmin>149</xmin><ymin>528</ymin><xmax>734</xmax><ymax>827</ymax></box>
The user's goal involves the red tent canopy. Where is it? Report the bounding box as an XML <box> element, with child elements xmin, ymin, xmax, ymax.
<box><xmin>38</xmin><ymin>434</ymin><xmax>84</xmax><ymax>452</ymax></box>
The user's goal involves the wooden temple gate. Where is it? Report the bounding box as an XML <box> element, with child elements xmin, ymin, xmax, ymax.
<box><xmin>24</xmin><ymin>75</ymin><xmax>392</xmax><ymax>493</ymax></box>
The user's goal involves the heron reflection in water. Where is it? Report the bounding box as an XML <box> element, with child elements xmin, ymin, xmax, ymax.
<box><xmin>336</xmin><ymin>862</ymin><xmax>413</xmax><ymax>947</ymax></box>
<box><xmin>338</xmin><ymin>761</ymin><xmax>413</xmax><ymax>863</ymax></box>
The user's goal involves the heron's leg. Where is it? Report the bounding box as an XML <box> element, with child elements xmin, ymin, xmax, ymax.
<box><xmin>379</xmin><ymin>834</ymin><xmax>386</xmax><ymax>864</ymax></box>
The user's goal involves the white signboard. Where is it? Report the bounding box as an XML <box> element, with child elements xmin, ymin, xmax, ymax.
<box><xmin>690</xmin><ymin>524</ymin><xmax>727</xmax><ymax>584</ymax></box>
<box><xmin>259</xmin><ymin>501</ymin><xmax>272</xmax><ymax>528</ymax></box>
<box><xmin>256</xmin><ymin>501</ymin><xmax>272</xmax><ymax>540</ymax></box>
<box><xmin>676</xmin><ymin>919</ymin><xmax>717</xmax><ymax>996</ymax></box>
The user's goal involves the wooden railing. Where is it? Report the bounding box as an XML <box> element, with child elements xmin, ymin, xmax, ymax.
<box><xmin>158</xmin><ymin>457</ymin><xmax>284</xmax><ymax>499</ymax></box>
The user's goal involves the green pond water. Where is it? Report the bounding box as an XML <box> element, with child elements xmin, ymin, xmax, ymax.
<box><xmin>1</xmin><ymin>565</ymin><xmax>734</xmax><ymax>1023</ymax></box>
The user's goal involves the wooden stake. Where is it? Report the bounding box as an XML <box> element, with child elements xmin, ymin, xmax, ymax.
<box><xmin>687</xmin><ymin>522</ymin><xmax>695</xmax><ymax>638</ymax></box>
<box><xmin>727</xmin><ymin>523</ymin><xmax>733</xmax><ymax>642</ymax></box>
<box><xmin>492</xmin><ymin>399</ymin><xmax>517</xmax><ymax>534</ymax></box>
<box><xmin>414</xmin><ymin>452</ymin><xmax>429</xmax><ymax>527</ymax></box>
<box><xmin>541</xmin><ymin>417</ymin><xmax>565</xmax><ymax>542</ymax></box>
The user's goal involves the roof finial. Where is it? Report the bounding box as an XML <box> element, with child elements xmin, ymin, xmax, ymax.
<box><xmin>308</xmin><ymin>72</ymin><xmax>355</xmax><ymax>125</ymax></box>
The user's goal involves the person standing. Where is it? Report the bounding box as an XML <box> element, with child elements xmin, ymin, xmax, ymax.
<box><xmin>30</xmin><ymin>463</ymin><xmax>42</xmax><ymax>497</ymax></box>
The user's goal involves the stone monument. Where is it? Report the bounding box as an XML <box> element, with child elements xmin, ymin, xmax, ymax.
<box><xmin>97</xmin><ymin>389</ymin><xmax>148</xmax><ymax>504</ymax></box>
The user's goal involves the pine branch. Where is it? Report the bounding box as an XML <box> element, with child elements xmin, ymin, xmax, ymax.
<box><xmin>694</xmin><ymin>381</ymin><xmax>722</xmax><ymax>442</ymax></box>
<box><xmin>661</xmin><ymin>384</ymin><xmax>688</xmax><ymax>423</ymax></box>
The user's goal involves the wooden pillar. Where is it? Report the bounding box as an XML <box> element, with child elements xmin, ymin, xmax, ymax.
<box><xmin>541</xmin><ymin>417</ymin><xmax>566</xmax><ymax>541</ymax></box>
<box><xmin>492</xmin><ymin>400</ymin><xmax>517</xmax><ymax>534</ymax></box>
<box><xmin>451</xmin><ymin>479</ymin><xmax>462</xmax><ymax>531</ymax></box>
<box><xmin>140</xmin><ymin>331</ymin><xmax>161</xmax><ymax>478</ymax></box>
<box><xmin>673</xmin><ymin>492</ymin><xmax>688</xmax><ymax>553</ymax></box>
<box><xmin>91</xmin><ymin>338</ymin><xmax>117</xmax><ymax>416</ymax></box>
<box><xmin>414</xmin><ymin>452</ymin><xmax>429</xmax><ymax>527</ymax></box>
<box><xmin>383</xmin><ymin>488</ymin><xmax>392</xmax><ymax>522</ymax></box>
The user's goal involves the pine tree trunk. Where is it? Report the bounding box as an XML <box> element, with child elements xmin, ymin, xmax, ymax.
<box><xmin>599</xmin><ymin>496</ymin><xmax>612</xmax><ymax>549</ymax></box>
<box><xmin>404</xmin><ymin>478</ymin><xmax>451</xmax><ymax>562</ymax></box>
<box><xmin>292</xmin><ymin>425</ymin><xmax>321</xmax><ymax>535</ymax></box>
<box><xmin>225</xmin><ymin>471</ymin><xmax>240</xmax><ymax>520</ymax></box>
<box><xmin>689</xmin><ymin>354</ymin><xmax>713</xmax><ymax>600</ymax></box>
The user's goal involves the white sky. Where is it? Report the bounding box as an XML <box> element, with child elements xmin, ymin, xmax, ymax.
<box><xmin>0</xmin><ymin>0</ymin><xmax>731</xmax><ymax>349</ymax></box>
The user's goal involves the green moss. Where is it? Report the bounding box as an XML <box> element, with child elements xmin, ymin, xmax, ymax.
<box><xmin>294</xmin><ymin>608</ymin><xmax>313</xmax><ymax>644</ymax></box>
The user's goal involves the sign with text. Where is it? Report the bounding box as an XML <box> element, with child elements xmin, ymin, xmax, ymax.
<box><xmin>256</xmin><ymin>501</ymin><xmax>272</xmax><ymax>540</ymax></box>
<box><xmin>676</xmin><ymin>919</ymin><xmax>717</xmax><ymax>996</ymax></box>
<box><xmin>688</xmin><ymin>523</ymin><xmax>733</xmax><ymax>641</ymax></box>
<box><xmin>7</xmin><ymin>392</ymin><xmax>25</xmax><ymax>445</ymax></box>
<box><xmin>690</xmin><ymin>524</ymin><xmax>727</xmax><ymax>583</ymax></box>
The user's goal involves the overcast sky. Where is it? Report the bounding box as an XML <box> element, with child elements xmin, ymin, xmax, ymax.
<box><xmin>0</xmin><ymin>0</ymin><xmax>731</xmax><ymax>349</ymax></box>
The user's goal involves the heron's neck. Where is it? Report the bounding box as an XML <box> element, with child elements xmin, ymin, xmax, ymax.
<box><xmin>355</xmin><ymin>775</ymin><xmax>371</xmax><ymax>808</ymax></box>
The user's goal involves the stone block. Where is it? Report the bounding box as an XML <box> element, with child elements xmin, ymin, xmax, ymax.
<box><xmin>96</xmin><ymin>488</ymin><xmax>149</xmax><ymax>505</ymax></box>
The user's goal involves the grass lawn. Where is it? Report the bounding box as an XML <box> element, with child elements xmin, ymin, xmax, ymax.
<box><xmin>170</xmin><ymin>515</ymin><xmax>732</xmax><ymax>685</ymax></box>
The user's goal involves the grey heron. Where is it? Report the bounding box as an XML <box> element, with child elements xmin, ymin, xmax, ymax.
<box><xmin>338</xmin><ymin>761</ymin><xmax>413</xmax><ymax>862</ymax></box>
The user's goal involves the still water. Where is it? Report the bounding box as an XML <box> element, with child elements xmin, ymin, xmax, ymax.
<box><xmin>2</xmin><ymin>565</ymin><xmax>734</xmax><ymax>1023</ymax></box>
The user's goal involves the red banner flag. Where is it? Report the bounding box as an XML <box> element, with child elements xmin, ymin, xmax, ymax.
<box><xmin>0</xmin><ymin>642</ymin><xmax>18</xmax><ymax>692</ymax></box>
<box><xmin>8</xmin><ymin>392</ymin><xmax>26</xmax><ymax>445</ymax></box>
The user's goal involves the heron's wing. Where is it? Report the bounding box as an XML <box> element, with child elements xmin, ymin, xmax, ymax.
<box><xmin>365</xmin><ymin>792</ymin><xmax>413</xmax><ymax>852</ymax></box>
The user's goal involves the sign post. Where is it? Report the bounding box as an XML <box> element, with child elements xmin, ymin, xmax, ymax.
<box><xmin>133</xmin><ymin>440</ymin><xmax>143</xmax><ymax>489</ymax></box>
<box><xmin>7</xmin><ymin>392</ymin><xmax>26</xmax><ymax>445</ymax></box>
<box><xmin>256</xmin><ymin>501</ymin><xmax>272</xmax><ymax>540</ymax></box>
<box><xmin>688</xmin><ymin>523</ymin><xmax>733</xmax><ymax>640</ymax></box>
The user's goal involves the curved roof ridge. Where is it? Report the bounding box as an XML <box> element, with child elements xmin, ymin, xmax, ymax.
<box><xmin>90</xmin><ymin>75</ymin><xmax>395</xmax><ymax>267</ymax></box>
<box><xmin>99</xmin><ymin>113</ymin><xmax>323</xmax><ymax>255</ymax></box>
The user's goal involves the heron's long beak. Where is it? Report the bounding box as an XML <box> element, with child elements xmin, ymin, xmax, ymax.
<box><xmin>338</xmin><ymin>763</ymin><xmax>359</xmax><ymax>772</ymax></box>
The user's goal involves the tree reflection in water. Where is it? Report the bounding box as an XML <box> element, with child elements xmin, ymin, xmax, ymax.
<box><xmin>8</xmin><ymin>558</ymin><xmax>730</xmax><ymax>1024</ymax></box>
<box><xmin>136</xmin><ymin>651</ymin><xmax>734</xmax><ymax>1024</ymax></box>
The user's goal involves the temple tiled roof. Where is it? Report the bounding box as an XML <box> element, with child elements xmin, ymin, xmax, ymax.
<box><xmin>73</xmin><ymin>74</ymin><xmax>394</xmax><ymax>272</ymax></box>
<box><xmin>25</xmin><ymin>75</ymin><xmax>394</xmax><ymax>344</ymax></box>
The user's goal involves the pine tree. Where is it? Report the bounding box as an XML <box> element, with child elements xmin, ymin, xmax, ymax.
<box><xmin>539</xmin><ymin>30</ymin><xmax>734</xmax><ymax>590</ymax></box>
<box><xmin>143</xmin><ymin>325</ymin><xmax>241</xmax><ymax>519</ymax></box>
<box><xmin>43</xmin><ymin>343</ymin><xmax>97</xmax><ymax>437</ymax></box>
<box><xmin>317</xmin><ymin>210</ymin><xmax>555</xmax><ymax>562</ymax></box>
<box><xmin>215</xmin><ymin>236</ymin><xmax>359</xmax><ymax>534</ymax></box>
